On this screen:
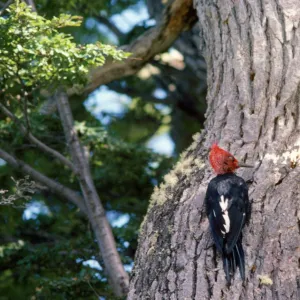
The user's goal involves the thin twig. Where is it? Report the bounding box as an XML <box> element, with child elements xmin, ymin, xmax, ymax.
<box><xmin>0</xmin><ymin>102</ymin><xmax>77</xmax><ymax>173</ymax></box>
<box><xmin>0</xmin><ymin>147</ymin><xmax>87</xmax><ymax>213</ymax></box>
<box><xmin>87</xmin><ymin>280</ymin><xmax>102</xmax><ymax>299</ymax></box>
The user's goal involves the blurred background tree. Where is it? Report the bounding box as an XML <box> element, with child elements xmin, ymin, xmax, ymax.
<box><xmin>0</xmin><ymin>0</ymin><xmax>206</xmax><ymax>298</ymax></box>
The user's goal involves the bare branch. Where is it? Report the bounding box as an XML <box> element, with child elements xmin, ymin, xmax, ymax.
<box><xmin>0</xmin><ymin>148</ymin><xmax>87</xmax><ymax>213</ymax></box>
<box><xmin>56</xmin><ymin>91</ymin><xmax>129</xmax><ymax>297</ymax></box>
<box><xmin>95</xmin><ymin>15</ymin><xmax>125</xmax><ymax>40</ymax></box>
<box><xmin>85</xmin><ymin>0</ymin><xmax>197</xmax><ymax>94</ymax></box>
<box><xmin>0</xmin><ymin>102</ymin><xmax>76</xmax><ymax>172</ymax></box>
<box><xmin>39</xmin><ymin>0</ymin><xmax>197</xmax><ymax>116</ymax></box>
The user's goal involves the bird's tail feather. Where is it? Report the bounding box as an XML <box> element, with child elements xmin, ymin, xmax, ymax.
<box><xmin>234</xmin><ymin>240</ymin><xmax>245</xmax><ymax>280</ymax></box>
<box><xmin>222</xmin><ymin>240</ymin><xmax>245</xmax><ymax>284</ymax></box>
<box><xmin>222</xmin><ymin>254</ymin><xmax>231</xmax><ymax>284</ymax></box>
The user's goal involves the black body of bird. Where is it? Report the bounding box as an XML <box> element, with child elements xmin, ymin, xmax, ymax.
<box><xmin>205</xmin><ymin>173</ymin><xmax>251</xmax><ymax>284</ymax></box>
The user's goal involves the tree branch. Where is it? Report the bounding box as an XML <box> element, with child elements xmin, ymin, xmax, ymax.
<box><xmin>95</xmin><ymin>15</ymin><xmax>125</xmax><ymax>40</ymax></box>
<box><xmin>85</xmin><ymin>0</ymin><xmax>197</xmax><ymax>94</ymax></box>
<box><xmin>56</xmin><ymin>91</ymin><xmax>129</xmax><ymax>296</ymax></box>
<box><xmin>0</xmin><ymin>148</ymin><xmax>87</xmax><ymax>213</ymax></box>
<box><xmin>0</xmin><ymin>102</ymin><xmax>76</xmax><ymax>173</ymax></box>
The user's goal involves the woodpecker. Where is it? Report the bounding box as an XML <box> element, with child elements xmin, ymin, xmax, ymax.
<box><xmin>205</xmin><ymin>143</ymin><xmax>252</xmax><ymax>284</ymax></box>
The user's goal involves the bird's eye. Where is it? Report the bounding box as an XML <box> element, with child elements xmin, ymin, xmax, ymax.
<box><xmin>228</xmin><ymin>156</ymin><xmax>234</xmax><ymax>160</ymax></box>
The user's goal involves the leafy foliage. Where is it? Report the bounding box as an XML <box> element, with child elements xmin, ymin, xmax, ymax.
<box><xmin>0</xmin><ymin>0</ymin><xmax>204</xmax><ymax>298</ymax></box>
<box><xmin>36</xmin><ymin>0</ymin><xmax>139</xmax><ymax>18</ymax></box>
<box><xmin>0</xmin><ymin>3</ymin><xmax>173</xmax><ymax>294</ymax></box>
<box><xmin>0</xmin><ymin>1</ymin><xmax>129</xmax><ymax>95</ymax></box>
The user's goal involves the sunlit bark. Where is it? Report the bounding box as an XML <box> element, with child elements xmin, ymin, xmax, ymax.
<box><xmin>129</xmin><ymin>1</ymin><xmax>300</xmax><ymax>299</ymax></box>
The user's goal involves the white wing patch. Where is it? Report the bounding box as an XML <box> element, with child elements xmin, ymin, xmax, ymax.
<box><xmin>222</xmin><ymin>212</ymin><xmax>230</xmax><ymax>233</ymax></box>
<box><xmin>219</xmin><ymin>195</ymin><xmax>228</xmax><ymax>211</ymax></box>
<box><xmin>219</xmin><ymin>195</ymin><xmax>230</xmax><ymax>234</ymax></box>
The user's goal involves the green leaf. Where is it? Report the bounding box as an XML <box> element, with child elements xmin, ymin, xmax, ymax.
<box><xmin>0</xmin><ymin>0</ymin><xmax>130</xmax><ymax>96</ymax></box>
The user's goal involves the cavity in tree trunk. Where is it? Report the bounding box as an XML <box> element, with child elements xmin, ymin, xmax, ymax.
<box><xmin>128</xmin><ymin>1</ymin><xmax>300</xmax><ymax>299</ymax></box>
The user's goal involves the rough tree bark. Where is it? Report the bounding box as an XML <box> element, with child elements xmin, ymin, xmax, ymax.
<box><xmin>128</xmin><ymin>1</ymin><xmax>300</xmax><ymax>299</ymax></box>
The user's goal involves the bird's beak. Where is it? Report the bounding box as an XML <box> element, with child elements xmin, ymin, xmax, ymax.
<box><xmin>238</xmin><ymin>163</ymin><xmax>254</xmax><ymax>168</ymax></box>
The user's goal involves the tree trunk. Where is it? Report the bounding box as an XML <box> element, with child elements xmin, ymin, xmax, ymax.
<box><xmin>128</xmin><ymin>1</ymin><xmax>300</xmax><ymax>299</ymax></box>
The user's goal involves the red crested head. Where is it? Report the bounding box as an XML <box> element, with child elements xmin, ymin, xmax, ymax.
<box><xmin>209</xmin><ymin>143</ymin><xmax>239</xmax><ymax>174</ymax></box>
